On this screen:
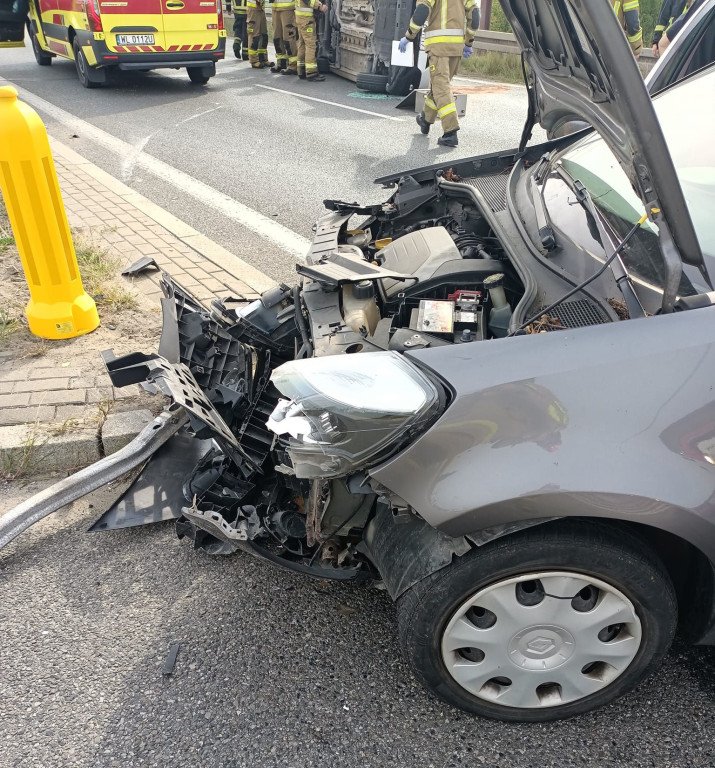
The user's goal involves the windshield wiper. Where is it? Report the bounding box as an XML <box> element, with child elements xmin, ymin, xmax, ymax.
<box><xmin>555</xmin><ymin>166</ymin><xmax>646</xmax><ymax>321</ymax></box>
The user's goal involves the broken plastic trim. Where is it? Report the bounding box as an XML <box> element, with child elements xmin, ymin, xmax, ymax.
<box><xmin>0</xmin><ymin>409</ymin><xmax>188</xmax><ymax>553</ymax></box>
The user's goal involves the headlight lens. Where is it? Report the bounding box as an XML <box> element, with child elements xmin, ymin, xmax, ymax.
<box><xmin>267</xmin><ymin>352</ymin><xmax>441</xmax><ymax>478</ymax></box>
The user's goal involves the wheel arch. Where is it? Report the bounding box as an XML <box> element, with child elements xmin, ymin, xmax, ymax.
<box><xmin>362</xmin><ymin>499</ymin><xmax>715</xmax><ymax>646</ymax></box>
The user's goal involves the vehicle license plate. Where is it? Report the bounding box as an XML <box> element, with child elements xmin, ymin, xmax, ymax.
<box><xmin>116</xmin><ymin>34</ymin><xmax>155</xmax><ymax>45</ymax></box>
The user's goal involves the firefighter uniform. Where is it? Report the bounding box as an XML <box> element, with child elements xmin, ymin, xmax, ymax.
<box><xmin>247</xmin><ymin>0</ymin><xmax>273</xmax><ymax>67</ymax></box>
<box><xmin>272</xmin><ymin>0</ymin><xmax>298</xmax><ymax>73</ymax></box>
<box><xmin>611</xmin><ymin>0</ymin><xmax>643</xmax><ymax>57</ymax></box>
<box><xmin>295</xmin><ymin>0</ymin><xmax>324</xmax><ymax>80</ymax></box>
<box><xmin>231</xmin><ymin>0</ymin><xmax>249</xmax><ymax>60</ymax></box>
<box><xmin>653</xmin><ymin>0</ymin><xmax>689</xmax><ymax>48</ymax></box>
<box><xmin>404</xmin><ymin>0</ymin><xmax>479</xmax><ymax>143</ymax></box>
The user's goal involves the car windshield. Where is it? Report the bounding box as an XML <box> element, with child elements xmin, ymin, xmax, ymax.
<box><xmin>547</xmin><ymin>66</ymin><xmax>715</xmax><ymax>296</ymax></box>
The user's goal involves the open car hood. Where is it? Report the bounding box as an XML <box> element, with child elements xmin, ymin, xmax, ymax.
<box><xmin>500</xmin><ymin>0</ymin><xmax>706</xmax><ymax>271</ymax></box>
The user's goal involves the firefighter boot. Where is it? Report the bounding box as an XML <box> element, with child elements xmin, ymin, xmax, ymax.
<box><xmin>271</xmin><ymin>59</ymin><xmax>286</xmax><ymax>72</ymax></box>
<box><xmin>416</xmin><ymin>112</ymin><xmax>431</xmax><ymax>135</ymax></box>
<box><xmin>437</xmin><ymin>130</ymin><xmax>459</xmax><ymax>148</ymax></box>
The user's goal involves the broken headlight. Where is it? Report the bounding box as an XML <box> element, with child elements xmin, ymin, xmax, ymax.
<box><xmin>267</xmin><ymin>352</ymin><xmax>442</xmax><ymax>479</ymax></box>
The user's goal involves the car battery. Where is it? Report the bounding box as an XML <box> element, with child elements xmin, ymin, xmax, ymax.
<box><xmin>410</xmin><ymin>292</ymin><xmax>484</xmax><ymax>343</ymax></box>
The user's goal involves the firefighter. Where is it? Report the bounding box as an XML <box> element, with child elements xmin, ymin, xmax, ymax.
<box><xmin>399</xmin><ymin>0</ymin><xmax>479</xmax><ymax>148</ymax></box>
<box><xmin>246</xmin><ymin>0</ymin><xmax>274</xmax><ymax>68</ymax></box>
<box><xmin>295</xmin><ymin>0</ymin><xmax>327</xmax><ymax>81</ymax></box>
<box><xmin>272</xmin><ymin>0</ymin><xmax>298</xmax><ymax>74</ymax></box>
<box><xmin>652</xmin><ymin>0</ymin><xmax>690</xmax><ymax>57</ymax></box>
<box><xmin>611</xmin><ymin>0</ymin><xmax>643</xmax><ymax>58</ymax></box>
<box><xmin>231</xmin><ymin>0</ymin><xmax>249</xmax><ymax>60</ymax></box>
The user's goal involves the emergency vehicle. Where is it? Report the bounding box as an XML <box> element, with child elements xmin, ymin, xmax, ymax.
<box><xmin>1</xmin><ymin>0</ymin><xmax>226</xmax><ymax>87</ymax></box>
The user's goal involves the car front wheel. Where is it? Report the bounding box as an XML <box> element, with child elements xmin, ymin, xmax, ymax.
<box><xmin>397</xmin><ymin>521</ymin><xmax>677</xmax><ymax>722</ymax></box>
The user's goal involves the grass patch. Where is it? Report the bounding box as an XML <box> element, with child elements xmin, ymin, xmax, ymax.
<box><xmin>459</xmin><ymin>50</ymin><xmax>524</xmax><ymax>84</ymax></box>
<box><xmin>1</xmin><ymin>429</ymin><xmax>40</xmax><ymax>482</ymax></box>
<box><xmin>0</xmin><ymin>306</ymin><xmax>19</xmax><ymax>344</ymax></box>
<box><xmin>73</xmin><ymin>233</ymin><xmax>139</xmax><ymax>312</ymax></box>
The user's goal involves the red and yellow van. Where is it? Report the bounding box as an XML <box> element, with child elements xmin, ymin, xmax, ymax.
<box><xmin>24</xmin><ymin>0</ymin><xmax>226</xmax><ymax>87</ymax></box>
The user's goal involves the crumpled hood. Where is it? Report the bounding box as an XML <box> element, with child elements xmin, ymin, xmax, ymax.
<box><xmin>500</xmin><ymin>0</ymin><xmax>705</xmax><ymax>271</ymax></box>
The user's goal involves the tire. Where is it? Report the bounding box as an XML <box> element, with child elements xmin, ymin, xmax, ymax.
<box><xmin>355</xmin><ymin>72</ymin><xmax>388</xmax><ymax>94</ymax></box>
<box><xmin>317</xmin><ymin>57</ymin><xmax>331</xmax><ymax>74</ymax></box>
<box><xmin>187</xmin><ymin>67</ymin><xmax>210</xmax><ymax>85</ymax></box>
<box><xmin>31</xmin><ymin>28</ymin><xmax>52</xmax><ymax>66</ymax></box>
<box><xmin>397</xmin><ymin>521</ymin><xmax>677</xmax><ymax>722</ymax></box>
<box><xmin>73</xmin><ymin>39</ymin><xmax>98</xmax><ymax>88</ymax></box>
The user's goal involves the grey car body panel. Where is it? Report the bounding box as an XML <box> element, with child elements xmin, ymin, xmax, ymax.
<box><xmin>370</xmin><ymin>306</ymin><xmax>715</xmax><ymax>563</ymax></box>
<box><xmin>493</xmin><ymin>1</ymin><xmax>705</xmax><ymax>272</ymax></box>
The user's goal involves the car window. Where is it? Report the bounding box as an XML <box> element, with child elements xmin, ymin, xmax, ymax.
<box><xmin>548</xmin><ymin>66</ymin><xmax>715</xmax><ymax>295</ymax></box>
<box><xmin>649</xmin><ymin>5</ymin><xmax>715</xmax><ymax>93</ymax></box>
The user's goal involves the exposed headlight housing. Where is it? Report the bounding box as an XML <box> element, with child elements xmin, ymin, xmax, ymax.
<box><xmin>267</xmin><ymin>352</ymin><xmax>442</xmax><ymax>479</ymax></box>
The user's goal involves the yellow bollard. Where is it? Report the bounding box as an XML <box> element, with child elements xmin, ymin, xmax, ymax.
<box><xmin>0</xmin><ymin>86</ymin><xmax>99</xmax><ymax>340</ymax></box>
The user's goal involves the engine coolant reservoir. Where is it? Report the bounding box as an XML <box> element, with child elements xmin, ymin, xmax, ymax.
<box><xmin>342</xmin><ymin>280</ymin><xmax>380</xmax><ymax>335</ymax></box>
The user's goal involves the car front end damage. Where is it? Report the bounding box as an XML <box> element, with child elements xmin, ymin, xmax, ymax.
<box><xmin>94</xmin><ymin>148</ymin><xmax>561</xmax><ymax>584</ymax></box>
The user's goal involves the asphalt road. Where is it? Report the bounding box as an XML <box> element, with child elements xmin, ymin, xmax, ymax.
<box><xmin>1</xmin><ymin>43</ymin><xmax>541</xmax><ymax>284</ymax></box>
<box><xmin>1</xmin><ymin>479</ymin><xmax>715</xmax><ymax>768</ymax></box>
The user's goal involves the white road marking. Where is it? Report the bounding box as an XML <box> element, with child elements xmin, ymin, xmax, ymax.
<box><xmin>255</xmin><ymin>83</ymin><xmax>404</xmax><ymax>122</ymax></box>
<box><xmin>177</xmin><ymin>104</ymin><xmax>224</xmax><ymax>124</ymax></box>
<box><xmin>1</xmin><ymin>77</ymin><xmax>311</xmax><ymax>260</ymax></box>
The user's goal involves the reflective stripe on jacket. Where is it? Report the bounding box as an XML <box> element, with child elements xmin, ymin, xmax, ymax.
<box><xmin>295</xmin><ymin>0</ymin><xmax>320</xmax><ymax>15</ymax></box>
<box><xmin>232</xmin><ymin>0</ymin><xmax>247</xmax><ymax>12</ymax></box>
<box><xmin>405</xmin><ymin>0</ymin><xmax>478</xmax><ymax>57</ymax></box>
<box><xmin>612</xmin><ymin>0</ymin><xmax>643</xmax><ymax>56</ymax></box>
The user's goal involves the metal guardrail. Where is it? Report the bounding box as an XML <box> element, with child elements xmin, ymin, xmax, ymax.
<box><xmin>472</xmin><ymin>29</ymin><xmax>657</xmax><ymax>75</ymax></box>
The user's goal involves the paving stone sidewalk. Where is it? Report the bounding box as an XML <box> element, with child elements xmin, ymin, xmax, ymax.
<box><xmin>0</xmin><ymin>139</ymin><xmax>275</xmax><ymax>476</ymax></box>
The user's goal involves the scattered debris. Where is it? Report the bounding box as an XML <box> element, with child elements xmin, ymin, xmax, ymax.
<box><xmin>337</xmin><ymin>603</ymin><xmax>357</xmax><ymax>617</ymax></box>
<box><xmin>443</xmin><ymin>168</ymin><xmax>462</xmax><ymax>183</ymax></box>
<box><xmin>608</xmin><ymin>297</ymin><xmax>630</xmax><ymax>320</ymax></box>
<box><xmin>121</xmin><ymin>255</ymin><xmax>159</xmax><ymax>277</ymax></box>
<box><xmin>525</xmin><ymin>315</ymin><xmax>565</xmax><ymax>333</ymax></box>
<box><xmin>162</xmin><ymin>643</ymin><xmax>180</xmax><ymax>676</ymax></box>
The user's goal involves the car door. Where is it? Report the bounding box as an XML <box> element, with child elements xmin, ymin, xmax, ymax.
<box><xmin>0</xmin><ymin>0</ymin><xmax>30</xmax><ymax>47</ymax></box>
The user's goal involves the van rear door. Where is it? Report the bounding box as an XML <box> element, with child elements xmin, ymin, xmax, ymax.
<box><xmin>99</xmin><ymin>0</ymin><xmax>167</xmax><ymax>53</ymax></box>
<box><xmin>160</xmin><ymin>0</ymin><xmax>220</xmax><ymax>54</ymax></box>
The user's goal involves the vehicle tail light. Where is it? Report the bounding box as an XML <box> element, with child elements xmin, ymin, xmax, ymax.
<box><xmin>217</xmin><ymin>0</ymin><xmax>224</xmax><ymax>30</ymax></box>
<box><xmin>87</xmin><ymin>0</ymin><xmax>103</xmax><ymax>31</ymax></box>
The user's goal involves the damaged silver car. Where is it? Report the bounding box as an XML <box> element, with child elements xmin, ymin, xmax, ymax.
<box><xmin>4</xmin><ymin>1</ymin><xmax>715</xmax><ymax>722</ymax></box>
